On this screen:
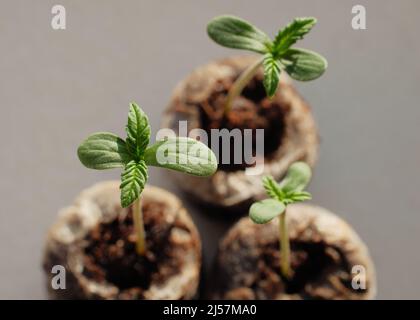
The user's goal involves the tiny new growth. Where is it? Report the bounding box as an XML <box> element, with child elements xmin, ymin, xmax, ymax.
<box><xmin>249</xmin><ymin>162</ymin><xmax>312</xmax><ymax>278</ymax></box>
<box><xmin>77</xmin><ymin>102</ymin><xmax>218</xmax><ymax>255</ymax></box>
<box><xmin>207</xmin><ymin>15</ymin><xmax>328</xmax><ymax>114</ymax></box>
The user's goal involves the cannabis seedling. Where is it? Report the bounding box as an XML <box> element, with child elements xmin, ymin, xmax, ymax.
<box><xmin>77</xmin><ymin>102</ymin><xmax>218</xmax><ymax>255</ymax></box>
<box><xmin>207</xmin><ymin>15</ymin><xmax>327</xmax><ymax>114</ymax></box>
<box><xmin>249</xmin><ymin>162</ymin><xmax>312</xmax><ymax>278</ymax></box>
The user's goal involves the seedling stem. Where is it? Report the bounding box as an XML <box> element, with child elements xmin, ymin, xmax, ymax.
<box><xmin>224</xmin><ymin>56</ymin><xmax>264</xmax><ymax>115</ymax></box>
<box><xmin>279</xmin><ymin>210</ymin><xmax>290</xmax><ymax>278</ymax></box>
<box><xmin>133</xmin><ymin>196</ymin><xmax>146</xmax><ymax>255</ymax></box>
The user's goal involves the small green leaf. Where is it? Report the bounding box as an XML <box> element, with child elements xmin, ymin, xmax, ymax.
<box><xmin>249</xmin><ymin>199</ymin><xmax>286</xmax><ymax>224</ymax></box>
<box><xmin>262</xmin><ymin>167</ymin><xmax>312</xmax><ymax>205</ymax></box>
<box><xmin>273</xmin><ymin>17</ymin><xmax>317</xmax><ymax>55</ymax></box>
<box><xmin>279</xmin><ymin>161</ymin><xmax>312</xmax><ymax>193</ymax></box>
<box><xmin>281</xmin><ymin>48</ymin><xmax>327</xmax><ymax>81</ymax></box>
<box><xmin>263</xmin><ymin>53</ymin><xmax>281</xmax><ymax>97</ymax></box>
<box><xmin>120</xmin><ymin>160</ymin><xmax>148</xmax><ymax>207</ymax></box>
<box><xmin>262</xmin><ymin>175</ymin><xmax>283</xmax><ymax>200</ymax></box>
<box><xmin>286</xmin><ymin>191</ymin><xmax>312</xmax><ymax>203</ymax></box>
<box><xmin>207</xmin><ymin>15</ymin><xmax>272</xmax><ymax>54</ymax></box>
<box><xmin>144</xmin><ymin>137</ymin><xmax>218</xmax><ymax>177</ymax></box>
<box><xmin>126</xmin><ymin>102</ymin><xmax>151</xmax><ymax>159</ymax></box>
<box><xmin>77</xmin><ymin>132</ymin><xmax>131</xmax><ymax>170</ymax></box>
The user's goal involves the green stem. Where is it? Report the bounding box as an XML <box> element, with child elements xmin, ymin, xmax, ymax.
<box><xmin>224</xmin><ymin>56</ymin><xmax>265</xmax><ymax>116</ymax></box>
<box><xmin>279</xmin><ymin>210</ymin><xmax>290</xmax><ymax>278</ymax></box>
<box><xmin>133</xmin><ymin>196</ymin><xmax>146</xmax><ymax>255</ymax></box>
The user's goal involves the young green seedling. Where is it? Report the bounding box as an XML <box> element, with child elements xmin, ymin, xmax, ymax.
<box><xmin>77</xmin><ymin>102</ymin><xmax>218</xmax><ymax>255</ymax></box>
<box><xmin>249</xmin><ymin>162</ymin><xmax>312</xmax><ymax>278</ymax></box>
<box><xmin>207</xmin><ymin>15</ymin><xmax>327</xmax><ymax>114</ymax></box>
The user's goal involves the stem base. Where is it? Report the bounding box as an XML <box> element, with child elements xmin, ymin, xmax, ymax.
<box><xmin>133</xmin><ymin>197</ymin><xmax>146</xmax><ymax>256</ymax></box>
<box><xmin>279</xmin><ymin>212</ymin><xmax>291</xmax><ymax>279</ymax></box>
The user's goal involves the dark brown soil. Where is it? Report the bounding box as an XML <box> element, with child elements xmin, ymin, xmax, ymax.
<box><xmin>82</xmin><ymin>202</ymin><xmax>181</xmax><ymax>299</ymax></box>
<box><xmin>198</xmin><ymin>72</ymin><xmax>287</xmax><ymax>171</ymax></box>
<box><xmin>217</xmin><ymin>238</ymin><xmax>365</xmax><ymax>300</ymax></box>
<box><xmin>261</xmin><ymin>240</ymin><xmax>359</xmax><ymax>297</ymax></box>
<box><xmin>213</xmin><ymin>209</ymin><xmax>375</xmax><ymax>300</ymax></box>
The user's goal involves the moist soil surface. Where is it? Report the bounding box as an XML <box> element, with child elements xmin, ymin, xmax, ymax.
<box><xmin>197</xmin><ymin>72</ymin><xmax>287</xmax><ymax>171</ymax></box>
<box><xmin>82</xmin><ymin>201</ymin><xmax>182</xmax><ymax>299</ymax></box>
<box><xmin>217</xmin><ymin>235</ymin><xmax>367</xmax><ymax>299</ymax></box>
<box><xmin>259</xmin><ymin>241</ymin><xmax>357</xmax><ymax>296</ymax></box>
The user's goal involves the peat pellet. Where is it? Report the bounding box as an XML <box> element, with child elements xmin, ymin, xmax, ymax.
<box><xmin>212</xmin><ymin>204</ymin><xmax>376</xmax><ymax>300</ymax></box>
<box><xmin>162</xmin><ymin>56</ymin><xmax>319</xmax><ymax>212</ymax></box>
<box><xmin>43</xmin><ymin>181</ymin><xmax>201</xmax><ymax>300</ymax></box>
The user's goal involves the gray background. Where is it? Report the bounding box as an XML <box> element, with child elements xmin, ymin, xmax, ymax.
<box><xmin>0</xmin><ymin>0</ymin><xmax>419</xmax><ymax>299</ymax></box>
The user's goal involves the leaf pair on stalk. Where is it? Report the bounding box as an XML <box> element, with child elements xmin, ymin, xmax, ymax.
<box><xmin>249</xmin><ymin>162</ymin><xmax>312</xmax><ymax>278</ymax></box>
<box><xmin>78</xmin><ymin>102</ymin><xmax>218</xmax><ymax>208</ymax></box>
<box><xmin>78</xmin><ymin>103</ymin><xmax>217</xmax><ymax>255</ymax></box>
<box><xmin>250</xmin><ymin>162</ymin><xmax>312</xmax><ymax>224</ymax></box>
<box><xmin>207</xmin><ymin>15</ymin><xmax>327</xmax><ymax>98</ymax></box>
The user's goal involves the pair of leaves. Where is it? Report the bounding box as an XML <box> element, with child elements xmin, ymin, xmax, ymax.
<box><xmin>263</xmin><ymin>175</ymin><xmax>311</xmax><ymax>205</ymax></box>
<box><xmin>78</xmin><ymin>103</ymin><xmax>218</xmax><ymax>207</ymax></box>
<box><xmin>207</xmin><ymin>15</ymin><xmax>327</xmax><ymax>97</ymax></box>
<box><xmin>249</xmin><ymin>162</ymin><xmax>312</xmax><ymax>224</ymax></box>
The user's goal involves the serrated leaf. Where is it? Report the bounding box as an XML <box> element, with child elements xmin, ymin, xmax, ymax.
<box><xmin>287</xmin><ymin>191</ymin><xmax>312</xmax><ymax>203</ymax></box>
<box><xmin>263</xmin><ymin>53</ymin><xmax>281</xmax><ymax>97</ymax></box>
<box><xmin>273</xmin><ymin>17</ymin><xmax>317</xmax><ymax>55</ymax></box>
<box><xmin>207</xmin><ymin>15</ymin><xmax>272</xmax><ymax>54</ymax></box>
<box><xmin>249</xmin><ymin>199</ymin><xmax>286</xmax><ymax>224</ymax></box>
<box><xmin>126</xmin><ymin>102</ymin><xmax>151</xmax><ymax>159</ymax></box>
<box><xmin>120</xmin><ymin>160</ymin><xmax>148</xmax><ymax>207</ymax></box>
<box><xmin>262</xmin><ymin>175</ymin><xmax>283</xmax><ymax>200</ymax></box>
<box><xmin>77</xmin><ymin>132</ymin><xmax>131</xmax><ymax>170</ymax></box>
<box><xmin>279</xmin><ymin>161</ymin><xmax>312</xmax><ymax>193</ymax></box>
<box><xmin>281</xmin><ymin>48</ymin><xmax>327</xmax><ymax>81</ymax></box>
<box><xmin>144</xmin><ymin>137</ymin><xmax>218</xmax><ymax>177</ymax></box>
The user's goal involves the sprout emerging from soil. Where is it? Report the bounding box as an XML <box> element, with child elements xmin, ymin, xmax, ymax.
<box><xmin>207</xmin><ymin>15</ymin><xmax>328</xmax><ymax>114</ymax></box>
<box><xmin>249</xmin><ymin>162</ymin><xmax>312</xmax><ymax>278</ymax></box>
<box><xmin>77</xmin><ymin>102</ymin><xmax>218</xmax><ymax>255</ymax></box>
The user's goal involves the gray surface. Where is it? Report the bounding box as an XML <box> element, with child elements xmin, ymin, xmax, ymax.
<box><xmin>0</xmin><ymin>0</ymin><xmax>419</xmax><ymax>299</ymax></box>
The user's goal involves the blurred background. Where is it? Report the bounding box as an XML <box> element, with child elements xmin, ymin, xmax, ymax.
<box><xmin>0</xmin><ymin>0</ymin><xmax>419</xmax><ymax>299</ymax></box>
